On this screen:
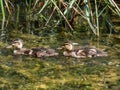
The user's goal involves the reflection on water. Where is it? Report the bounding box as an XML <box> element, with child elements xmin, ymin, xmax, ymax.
<box><xmin>0</xmin><ymin>34</ymin><xmax>119</xmax><ymax>90</ymax></box>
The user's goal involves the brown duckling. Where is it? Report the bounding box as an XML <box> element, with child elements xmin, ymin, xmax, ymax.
<box><xmin>58</xmin><ymin>42</ymin><xmax>86</xmax><ymax>58</ymax></box>
<box><xmin>6</xmin><ymin>39</ymin><xmax>32</xmax><ymax>55</ymax></box>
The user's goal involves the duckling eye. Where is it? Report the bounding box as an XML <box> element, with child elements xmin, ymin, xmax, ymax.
<box><xmin>64</xmin><ymin>44</ymin><xmax>70</xmax><ymax>47</ymax></box>
<box><xmin>12</xmin><ymin>42</ymin><xmax>19</xmax><ymax>46</ymax></box>
<box><xmin>65</xmin><ymin>44</ymin><xmax>69</xmax><ymax>47</ymax></box>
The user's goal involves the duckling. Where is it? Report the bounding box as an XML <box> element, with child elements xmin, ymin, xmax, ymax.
<box><xmin>7</xmin><ymin>39</ymin><xmax>58</xmax><ymax>57</ymax></box>
<box><xmin>58</xmin><ymin>42</ymin><xmax>86</xmax><ymax>58</ymax></box>
<box><xmin>6</xmin><ymin>39</ymin><xmax>32</xmax><ymax>55</ymax></box>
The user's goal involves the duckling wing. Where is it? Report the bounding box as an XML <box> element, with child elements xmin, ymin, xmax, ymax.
<box><xmin>20</xmin><ymin>48</ymin><xmax>32</xmax><ymax>55</ymax></box>
<box><xmin>30</xmin><ymin>47</ymin><xmax>45</xmax><ymax>57</ymax></box>
<box><xmin>45</xmin><ymin>49</ymin><xmax>59</xmax><ymax>56</ymax></box>
<box><xmin>31</xmin><ymin>47</ymin><xmax>46</xmax><ymax>52</ymax></box>
<box><xmin>31</xmin><ymin>48</ymin><xmax>58</xmax><ymax>57</ymax></box>
<box><xmin>13</xmin><ymin>48</ymin><xmax>31</xmax><ymax>55</ymax></box>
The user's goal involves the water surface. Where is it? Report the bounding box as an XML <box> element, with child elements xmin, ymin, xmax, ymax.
<box><xmin>0</xmin><ymin>33</ymin><xmax>119</xmax><ymax>90</ymax></box>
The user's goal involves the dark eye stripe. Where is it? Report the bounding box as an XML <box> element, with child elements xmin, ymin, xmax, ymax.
<box><xmin>14</xmin><ymin>41</ymin><xmax>19</xmax><ymax>43</ymax></box>
<box><xmin>12</xmin><ymin>42</ymin><xmax>20</xmax><ymax>45</ymax></box>
<box><xmin>64</xmin><ymin>43</ymin><xmax>70</xmax><ymax>45</ymax></box>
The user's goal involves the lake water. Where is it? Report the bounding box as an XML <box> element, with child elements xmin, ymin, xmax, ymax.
<box><xmin>0</xmin><ymin>33</ymin><xmax>119</xmax><ymax>90</ymax></box>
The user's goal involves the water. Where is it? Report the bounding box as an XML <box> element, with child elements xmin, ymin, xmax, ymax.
<box><xmin>0</xmin><ymin>33</ymin><xmax>119</xmax><ymax>90</ymax></box>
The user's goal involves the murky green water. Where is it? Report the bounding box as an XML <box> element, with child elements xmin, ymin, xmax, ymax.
<box><xmin>0</xmin><ymin>33</ymin><xmax>120</xmax><ymax>90</ymax></box>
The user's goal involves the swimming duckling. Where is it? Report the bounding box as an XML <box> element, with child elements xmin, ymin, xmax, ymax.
<box><xmin>7</xmin><ymin>39</ymin><xmax>58</xmax><ymax>57</ymax></box>
<box><xmin>58</xmin><ymin>42</ymin><xmax>86</xmax><ymax>58</ymax></box>
<box><xmin>7</xmin><ymin>39</ymin><xmax>31</xmax><ymax>55</ymax></box>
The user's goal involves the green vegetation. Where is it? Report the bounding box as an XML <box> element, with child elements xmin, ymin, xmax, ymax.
<box><xmin>0</xmin><ymin>0</ymin><xmax>120</xmax><ymax>38</ymax></box>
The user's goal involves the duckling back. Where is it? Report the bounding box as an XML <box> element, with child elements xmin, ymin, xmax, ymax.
<box><xmin>30</xmin><ymin>47</ymin><xmax>59</xmax><ymax>57</ymax></box>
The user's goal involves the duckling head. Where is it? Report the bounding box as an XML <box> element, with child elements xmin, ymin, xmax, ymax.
<box><xmin>62</xmin><ymin>42</ymin><xmax>78</xmax><ymax>51</ymax></box>
<box><xmin>12</xmin><ymin>39</ymin><xmax>23</xmax><ymax>49</ymax></box>
<box><xmin>7</xmin><ymin>39</ymin><xmax>23</xmax><ymax>49</ymax></box>
<box><xmin>64</xmin><ymin>43</ymin><xmax>73</xmax><ymax>51</ymax></box>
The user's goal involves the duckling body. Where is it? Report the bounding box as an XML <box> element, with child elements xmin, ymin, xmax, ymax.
<box><xmin>13</xmin><ymin>48</ymin><xmax>32</xmax><ymax>55</ymax></box>
<box><xmin>87</xmin><ymin>48</ymin><xmax>108</xmax><ymax>57</ymax></box>
<box><xmin>30</xmin><ymin>48</ymin><xmax>58</xmax><ymax>57</ymax></box>
<box><xmin>63</xmin><ymin>50</ymin><xmax>86</xmax><ymax>58</ymax></box>
<box><xmin>58</xmin><ymin>42</ymin><xmax>87</xmax><ymax>58</ymax></box>
<box><xmin>7</xmin><ymin>39</ymin><xmax>58</xmax><ymax>57</ymax></box>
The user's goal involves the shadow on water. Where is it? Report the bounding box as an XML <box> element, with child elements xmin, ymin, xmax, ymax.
<box><xmin>0</xmin><ymin>33</ymin><xmax>120</xmax><ymax>90</ymax></box>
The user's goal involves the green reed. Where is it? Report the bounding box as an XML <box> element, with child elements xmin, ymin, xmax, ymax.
<box><xmin>0</xmin><ymin>0</ymin><xmax>5</xmax><ymax>39</ymax></box>
<box><xmin>0</xmin><ymin>0</ymin><xmax>120</xmax><ymax>38</ymax></box>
